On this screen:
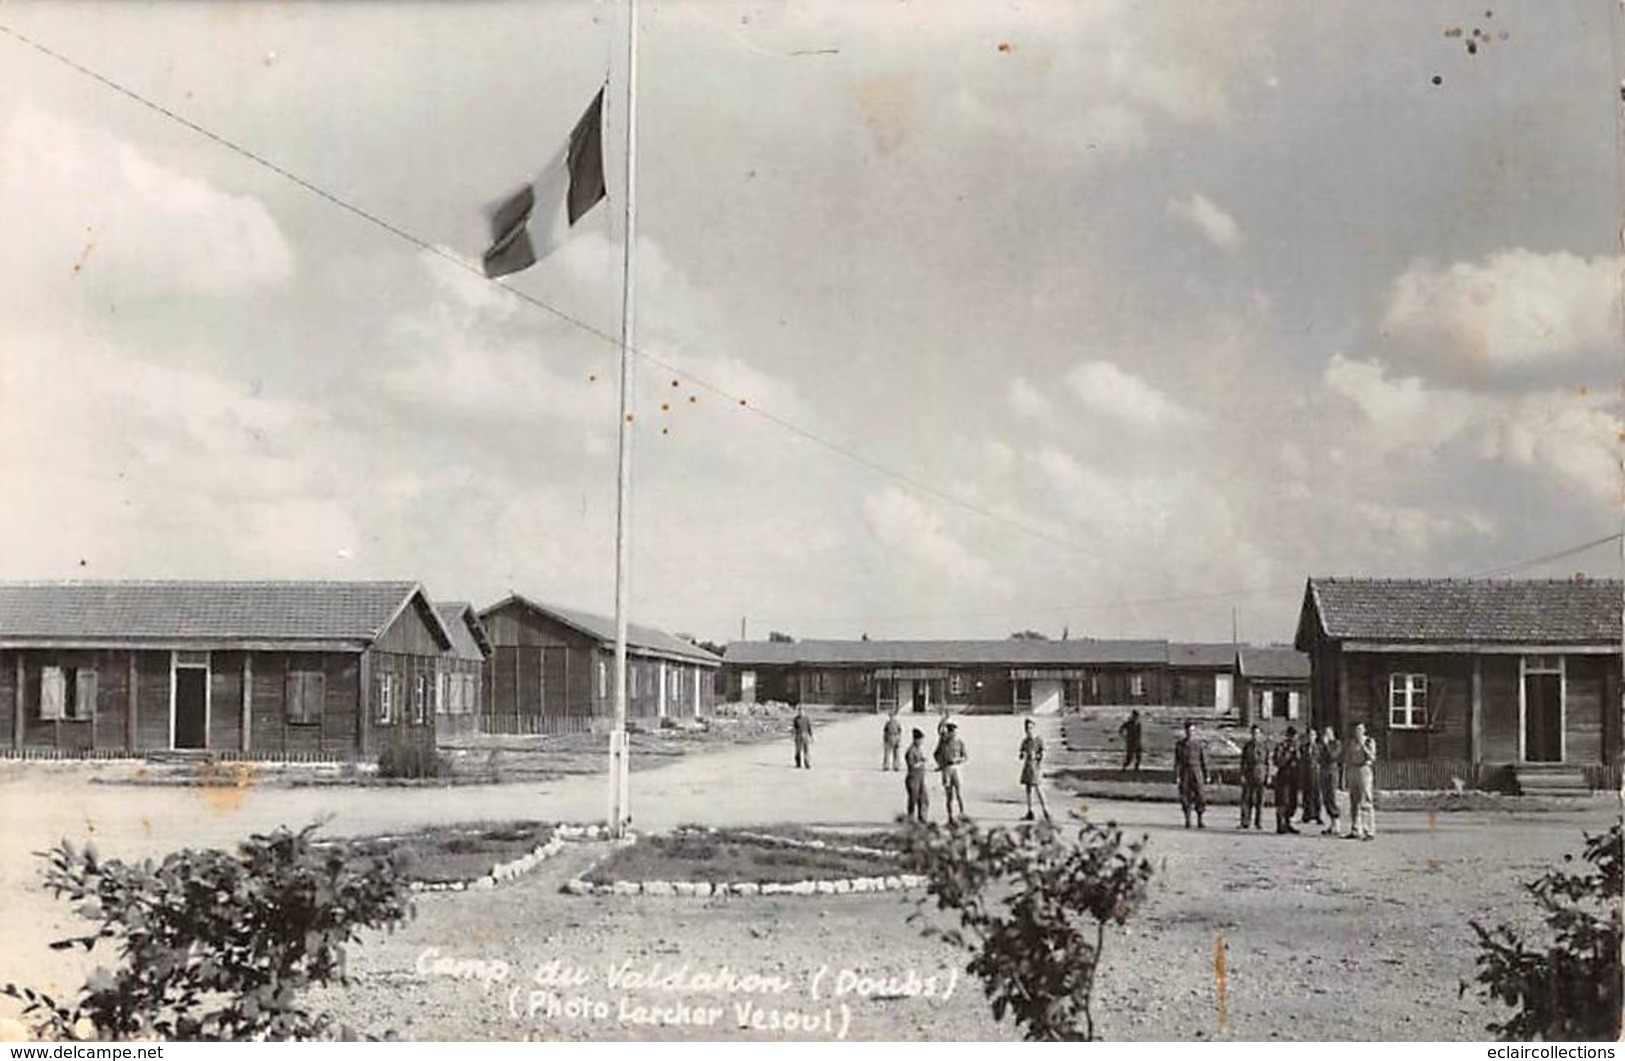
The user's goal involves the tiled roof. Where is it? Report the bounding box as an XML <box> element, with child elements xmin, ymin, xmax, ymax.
<box><xmin>482</xmin><ymin>595</ymin><xmax>721</xmax><ymax>666</ymax></box>
<box><xmin>1168</xmin><ymin>642</ymin><xmax>1238</xmax><ymax>667</ymax></box>
<box><xmin>1303</xmin><ymin>578</ymin><xmax>1623</xmax><ymax>645</ymax></box>
<box><xmin>0</xmin><ymin>581</ymin><xmax>444</xmax><ymax>646</ymax></box>
<box><xmin>434</xmin><ymin>602</ymin><xmax>492</xmax><ymax>661</ymax></box>
<box><xmin>1239</xmin><ymin>645</ymin><xmax>1311</xmax><ymax>679</ymax></box>
<box><xmin>723</xmin><ymin>638</ymin><xmax>1173</xmax><ymax>667</ymax></box>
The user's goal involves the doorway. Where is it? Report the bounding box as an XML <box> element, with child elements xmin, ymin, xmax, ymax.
<box><xmin>1030</xmin><ymin>679</ymin><xmax>1063</xmax><ymax>716</ymax></box>
<box><xmin>173</xmin><ymin>666</ymin><xmax>208</xmax><ymax>750</ymax></box>
<box><xmin>1521</xmin><ymin>657</ymin><xmax>1564</xmax><ymax>763</ymax></box>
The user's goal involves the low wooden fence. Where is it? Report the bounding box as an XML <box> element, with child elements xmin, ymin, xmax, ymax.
<box><xmin>0</xmin><ymin>746</ymin><xmax>349</xmax><ymax>764</ymax></box>
<box><xmin>474</xmin><ymin>713</ymin><xmax>599</xmax><ymax>737</ymax></box>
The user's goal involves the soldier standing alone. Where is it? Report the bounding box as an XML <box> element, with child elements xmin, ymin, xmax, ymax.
<box><xmin>1018</xmin><ymin>718</ymin><xmax>1051</xmax><ymax>822</ymax></box>
<box><xmin>1173</xmin><ymin>720</ymin><xmax>1208</xmax><ymax>829</ymax></box>
<box><xmin>1237</xmin><ymin>723</ymin><xmax>1267</xmax><ymax>830</ymax></box>
<box><xmin>1272</xmin><ymin>725</ymin><xmax>1300</xmax><ymax>834</ymax></box>
<box><xmin>791</xmin><ymin>705</ymin><xmax>813</xmax><ymax>769</ymax></box>
<box><xmin>1119</xmin><ymin>709</ymin><xmax>1144</xmax><ymax>772</ymax></box>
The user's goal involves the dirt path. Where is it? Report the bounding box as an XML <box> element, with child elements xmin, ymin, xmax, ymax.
<box><xmin>3</xmin><ymin>716</ymin><xmax>1615</xmax><ymax>1040</ymax></box>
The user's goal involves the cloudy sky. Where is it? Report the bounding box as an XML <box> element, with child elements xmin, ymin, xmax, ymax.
<box><xmin>0</xmin><ymin>1</ymin><xmax>1619</xmax><ymax>644</ymax></box>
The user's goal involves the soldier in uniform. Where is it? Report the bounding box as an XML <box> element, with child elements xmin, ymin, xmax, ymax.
<box><xmin>938</xmin><ymin>721</ymin><xmax>968</xmax><ymax>823</ymax></box>
<box><xmin>791</xmin><ymin>704</ymin><xmax>814</xmax><ymax>769</ymax></box>
<box><xmin>882</xmin><ymin>710</ymin><xmax>902</xmax><ymax>771</ymax></box>
<box><xmin>904</xmin><ymin>728</ymin><xmax>930</xmax><ymax>822</ymax></box>
<box><xmin>1237</xmin><ymin>723</ymin><xmax>1267</xmax><ymax>829</ymax></box>
<box><xmin>1272</xmin><ymin>725</ymin><xmax>1300</xmax><ymax>834</ymax></box>
<box><xmin>1318</xmin><ymin>726</ymin><xmax>1343</xmax><ymax>836</ymax></box>
<box><xmin>1018</xmin><ymin>718</ymin><xmax>1051</xmax><ymax>822</ymax></box>
<box><xmin>1173</xmin><ymin>719</ymin><xmax>1208</xmax><ymax>829</ymax></box>
<box><xmin>1119</xmin><ymin>709</ymin><xmax>1144</xmax><ymax>772</ymax></box>
<box><xmin>1344</xmin><ymin>722</ymin><xmax>1378</xmax><ymax>841</ymax></box>
<box><xmin>1299</xmin><ymin>727</ymin><xmax>1323</xmax><ymax>826</ymax></box>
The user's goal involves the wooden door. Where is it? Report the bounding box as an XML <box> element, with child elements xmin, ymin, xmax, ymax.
<box><xmin>1524</xmin><ymin>672</ymin><xmax>1562</xmax><ymax>762</ymax></box>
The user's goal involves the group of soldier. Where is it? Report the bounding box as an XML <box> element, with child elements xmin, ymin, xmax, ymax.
<box><xmin>791</xmin><ymin>703</ymin><xmax>1379</xmax><ymax>840</ymax></box>
<box><xmin>796</xmin><ymin>705</ymin><xmax>1053</xmax><ymax>826</ymax></box>
<box><xmin>1173</xmin><ymin>718</ymin><xmax>1380</xmax><ymax>840</ymax></box>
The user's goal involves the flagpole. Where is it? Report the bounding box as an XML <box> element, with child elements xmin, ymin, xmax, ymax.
<box><xmin>608</xmin><ymin>0</ymin><xmax>639</xmax><ymax>837</ymax></box>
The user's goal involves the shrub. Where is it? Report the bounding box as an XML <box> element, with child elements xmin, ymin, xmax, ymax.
<box><xmin>375</xmin><ymin>741</ymin><xmax>446</xmax><ymax>780</ymax></box>
<box><xmin>1</xmin><ymin>824</ymin><xmax>414</xmax><ymax>1041</ymax></box>
<box><xmin>904</xmin><ymin>816</ymin><xmax>1155</xmax><ymax>1041</ymax></box>
<box><xmin>1461</xmin><ymin>822</ymin><xmax>1622</xmax><ymax>1040</ymax></box>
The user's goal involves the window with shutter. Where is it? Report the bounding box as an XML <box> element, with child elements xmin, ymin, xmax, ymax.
<box><xmin>40</xmin><ymin>667</ymin><xmax>65</xmax><ymax>720</ymax></box>
<box><xmin>285</xmin><ymin>670</ymin><xmax>325</xmax><ymax>724</ymax></box>
<box><xmin>73</xmin><ymin>667</ymin><xmax>97</xmax><ymax>720</ymax></box>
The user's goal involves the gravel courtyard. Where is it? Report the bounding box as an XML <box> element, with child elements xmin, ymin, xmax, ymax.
<box><xmin>1</xmin><ymin>713</ymin><xmax>1617</xmax><ymax>1040</ymax></box>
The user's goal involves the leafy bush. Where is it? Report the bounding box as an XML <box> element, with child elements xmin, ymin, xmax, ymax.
<box><xmin>1</xmin><ymin>824</ymin><xmax>414</xmax><ymax>1041</ymax></box>
<box><xmin>904</xmin><ymin>816</ymin><xmax>1155</xmax><ymax>1041</ymax></box>
<box><xmin>1461</xmin><ymin>823</ymin><xmax>1622</xmax><ymax>1040</ymax></box>
<box><xmin>375</xmin><ymin>741</ymin><xmax>446</xmax><ymax>780</ymax></box>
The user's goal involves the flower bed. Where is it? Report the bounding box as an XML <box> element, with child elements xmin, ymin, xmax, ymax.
<box><xmin>319</xmin><ymin>821</ymin><xmax>565</xmax><ymax>890</ymax></box>
<box><xmin>564</xmin><ymin>826</ymin><xmax>922</xmax><ymax>898</ymax></box>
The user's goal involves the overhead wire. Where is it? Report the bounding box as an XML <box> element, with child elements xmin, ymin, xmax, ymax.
<box><xmin>0</xmin><ymin>18</ymin><xmax>1103</xmax><ymax>561</ymax></box>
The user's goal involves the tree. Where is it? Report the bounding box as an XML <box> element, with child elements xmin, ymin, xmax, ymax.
<box><xmin>1009</xmin><ymin>630</ymin><xmax>1050</xmax><ymax>641</ymax></box>
<box><xmin>2</xmin><ymin>825</ymin><xmax>414</xmax><ymax>1041</ymax></box>
<box><xmin>767</xmin><ymin>630</ymin><xmax>795</xmax><ymax>643</ymax></box>
<box><xmin>904</xmin><ymin>817</ymin><xmax>1155</xmax><ymax>1041</ymax></box>
<box><xmin>1460</xmin><ymin>822</ymin><xmax>1622</xmax><ymax>1040</ymax></box>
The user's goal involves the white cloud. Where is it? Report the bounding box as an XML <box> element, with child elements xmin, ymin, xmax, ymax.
<box><xmin>1063</xmin><ymin>360</ymin><xmax>1197</xmax><ymax>429</ymax></box>
<box><xmin>862</xmin><ymin>487</ymin><xmax>1003</xmax><ymax>591</ymax></box>
<box><xmin>1167</xmin><ymin>193</ymin><xmax>1243</xmax><ymax>252</ymax></box>
<box><xmin>1322</xmin><ymin>355</ymin><xmax>1622</xmax><ymax>503</ymax></box>
<box><xmin>1008</xmin><ymin>377</ymin><xmax>1053</xmax><ymax>418</ymax></box>
<box><xmin>0</xmin><ymin>102</ymin><xmax>293</xmax><ymax>307</ymax></box>
<box><xmin>1381</xmin><ymin>250</ymin><xmax>1621</xmax><ymax>383</ymax></box>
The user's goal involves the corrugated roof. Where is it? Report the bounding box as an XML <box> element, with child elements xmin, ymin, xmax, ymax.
<box><xmin>723</xmin><ymin>638</ymin><xmax>1172</xmax><ymax>667</ymax></box>
<box><xmin>0</xmin><ymin>580</ymin><xmax>445</xmax><ymax>647</ymax></box>
<box><xmin>1239</xmin><ymin>645</ymin><xmax>1310</xmax><ymax>679</ymax></box>
<box><xmin>434</xmin><ymin>602</ymin><xmax>492</xmax><ymax>661</ymax></box>
<box><xmin>1304</xmin><ymin>578</ymin><xmax>1623</xmax><ymax>645</ymax></box>
<box><xmin>482</xmin><ymin>595</ymin><xmax>721</xmax><ymax>666</ymax></box>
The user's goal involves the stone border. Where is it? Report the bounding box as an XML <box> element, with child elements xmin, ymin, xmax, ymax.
<box><xmin>561</xmin><ymin>873</ymin><xmax>927</xmax><ymax>898</ymax></box>
<box><xmin>387</xmin><ymin>823</ymin><xmax>614</xmax><ymax>893</ymax></box>
<box><xmin>410</xmin><ymin>833</ymin><xmax>567</xmax><ymax>893</ymax></box>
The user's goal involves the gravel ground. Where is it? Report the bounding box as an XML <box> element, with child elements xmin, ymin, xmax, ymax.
<box><xmin>4</xmin><ymin>714</ymin><xmax>1616</xmax><ymax>1041</ymax></box>
<box><xmin>312</xmin><ymin>801</ymin><xmax>1618</xmax><ymax>1042</ymax></box>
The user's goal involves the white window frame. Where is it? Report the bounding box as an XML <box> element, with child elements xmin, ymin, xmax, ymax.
<box><xmin>39</xmin><ymin>666</ymin><xmax>66</xmax><ymax>721</ymax></box>
<box><xmin>1389</xmin><ymin>672</ymin><xmax>1428</xmax><ymax>730</ymax></box>
<box><xmin>1129</xmin><ymin>673</ymin><xmax>1145</xmax><ymax>698</ymax></box>
<box><xmin>1518</xmin><ymin>654</ymin><xmax>1566</xmax><ymax>764</ymax></box>
<box><xmin>377</xmin><ymin>672</ymin><xmax>396</xmax><ymax>725</ymax></box>
<box><xmin>949</xmin><ymin>673</ymin><xmax>965</xmax><ymax>696</ymax></box>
